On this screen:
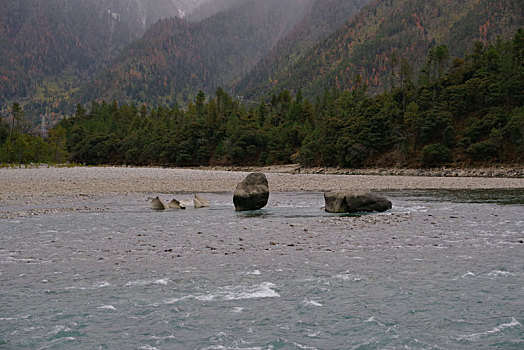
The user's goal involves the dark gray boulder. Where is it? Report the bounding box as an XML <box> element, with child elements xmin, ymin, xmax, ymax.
<box><xmin>324</xmin><ymin>191</ymin><xmax>392</xmax><ymax>213</ymax></box>
<box><xmin>233</xmin><ymin>173</ymin><xmax>269</xmax><ymax>211</ymax></box>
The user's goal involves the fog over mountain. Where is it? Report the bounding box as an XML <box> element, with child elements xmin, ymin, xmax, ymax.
<box><xmin>77</xmin><ymin>0</ymin><xmax>315</xmax><ymax>105</ymax></box>
<box><xmin>0</xmin><ymin>0</ymin><xmax>228</xmax><ymax>110</ymax></box>
<box><xmin>2</xmin><ymin>0</ymin><xmax>521</xmax><ymax>122</ymax></box>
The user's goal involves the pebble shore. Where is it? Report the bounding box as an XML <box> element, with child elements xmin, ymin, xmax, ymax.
<box><xmin>1</xmin><ymin>165</ymin><xmax>523</xmax><ymax>204</ymax></box>
<box><xmin>1</xmin><ymin>165</ymin><xmax>523</xmax><ymax>220</ymax></box>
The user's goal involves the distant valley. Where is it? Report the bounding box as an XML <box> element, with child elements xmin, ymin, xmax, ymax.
<box><xmin>0</xmin><ymin>0</ymin><xmax>523</xmax><ymax>169</ymax></box>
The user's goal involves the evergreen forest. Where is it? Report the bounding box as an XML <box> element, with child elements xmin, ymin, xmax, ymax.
<box><xmin>1</xmin><ymin>30</ymin><xmax>523</xmax><ymax>167</ymax></box>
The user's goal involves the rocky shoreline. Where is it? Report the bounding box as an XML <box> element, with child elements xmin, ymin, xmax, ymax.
<box><xmin>200</xmin><ymin>164</ymin><xmax>524</xmax><ymax>178</ymax></box>
<box><xmin>0</xmin><ymin>166</ymin><xmax>523</xmax><ymax>219</ymax></box>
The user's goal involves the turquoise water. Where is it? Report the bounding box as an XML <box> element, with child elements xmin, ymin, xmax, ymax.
<box><xmin>1</xmin><ymin>191</ymin><xmax>523</xmax><ymax>349</ymax></box>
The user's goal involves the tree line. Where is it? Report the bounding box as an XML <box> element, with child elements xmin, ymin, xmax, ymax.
<box><xmin>2</xmin><ymin>30</ymin><xmax>523</xmax><ymax>167</ymax></box>
<box><xmin>0</xmin><ymin>103</ymin><xmax>67</xmax><ymax>164</ymax></box>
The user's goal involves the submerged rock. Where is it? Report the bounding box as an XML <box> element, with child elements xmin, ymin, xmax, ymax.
<box><xmin>233</xmin><ymin>173</ymin><xmax>269</xmax><ymax>211</ymax></box>
<box><xmin>194</xmin><ymin>195</ymin><xmax>210</xmax><ymax>208</ymax></box>
<box><xmin>324</xmin><ymin>191</ymin><xmax>392</xmax><ymax>213</ymax></box>
<box><xmin>150</xmin><ymin>196</ymin><xmax>167</xmax><ymax>210</ymax></box>
<box><xmin>168</xmin><ymin>199</ymin><xmax>185</xmax><ymax>210</ymax></box>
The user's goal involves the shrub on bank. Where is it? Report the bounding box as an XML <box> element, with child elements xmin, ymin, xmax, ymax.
<box><xmin>421</xmin><ymin>143</ymin><xmax>452</xmax><ymax>168</ymax></box>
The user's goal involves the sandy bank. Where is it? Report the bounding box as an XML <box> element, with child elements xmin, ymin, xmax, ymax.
<box><xmin>1</xmin><ymin>166</ymin><xmax>523</xmax><ymax>206</ymax></box>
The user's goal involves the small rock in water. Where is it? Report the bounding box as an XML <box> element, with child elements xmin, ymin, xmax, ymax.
<box><xmin>194</xmin><ymin>195</ymin><xmax>210</xmax><ymax>208</ymax></box>
<box><xmin>168</xmin><ymin>198</ymin><xmax>185</xmax><ymax>209</ymax></box>
<box><xmin>150</xmin><ymin>196</ymin><xmax>167</xmax><ymax>210</ymax></box>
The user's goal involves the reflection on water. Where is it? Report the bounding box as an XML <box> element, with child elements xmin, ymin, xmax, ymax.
<box><xmin>0</xmin><ymin>190</ymin><xmax>523</xmax><ymax>349</ymax></box>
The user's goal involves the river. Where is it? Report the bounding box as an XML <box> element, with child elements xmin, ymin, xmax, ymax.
<box><xmin>1</xmin><ymin>190</ymin><xmax>523</xmax><ymax>349</ymax></box>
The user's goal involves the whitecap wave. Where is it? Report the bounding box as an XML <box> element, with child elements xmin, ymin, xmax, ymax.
<box><xmin>292</xmin><ymin>342</ymin><xmax>318</xmax><ymax>350</ymax></box>
<box><xmin>49</xmin><ymin>336</ymin><xmax>76</xmax><ymax>343</ymax></box>
<box><xmin>453</xmin><ymin>271</ymin><xmax>476</xmax><ymax>280</ymax></box>
<box><xmin>196</xmin><ymin>282</ymin><xmax>280</xmax><ymax>301</ymax></box>
<box><xmin>397</xmin><ymin>205</ymin><xmax>428</xmax><ymax>213</ymax></box>
<box><xmin>487</xmin><ymin>270</ymin><xmax>515</xmax><ymax>278</ymax></box>
<box><xmin>333</xmin><ymin>273</ymin><xmax>362</xmax><ymax>282</ymax></box>
<box><xmin>304</xmin><ymin>299</ymin><xmax>322</xmax><ymax>307</ymax></box>
<box><xmin>164</xmin><ymin>282</ymin><xmax>279</xmax><ymax>304</ymax></box>
<box><xmin>164</xmin><ymin>296</ymin><xmax>192</xmax><ymax>304</ymax></box>
<box><xmin>458</xmin><ymin>317</ymin><xmax>521</xmax><ymax>341</ymax></box>
<box><xmin>126</xmin><ymin>278</ymin><xmax>170</xmax><ymax>287</ymax></box>
<box><xmin>46</xmin><ymin>325</ymin><xmax>71</xmax><ymax>336</ymax></box>
<box><xmin>97</xmin><ymin>305</ymin><xmax>116</xmax><ymax>310</ymax></box>
<box><xmin>139</xmin><ymin>345</ymin><xmax>158</xmax><ymax>350</ymax></box>
<box><xmin>153</xmin><ymin>278</ymin><xmax>169</xmax><ymax>285</ymax></box>
<box><xmin>65</xmin><ymin>281</ymin><xmax>111</xmax><ymax>291</ymax></box>
<box><xmin>365</xmin><ymin>316</ymin><xmax>386</xmax><ymax>327</ymax></box>
<box><xmin>150</xmin><ymin>334</ymin><xmax>175</xmax><ymax>341</ymax></box>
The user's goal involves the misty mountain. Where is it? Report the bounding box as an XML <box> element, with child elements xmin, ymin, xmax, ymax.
<box><xmin>187</xmin><ymin>0</ymin><xmax>244</xmax><ymax>21</ymax></box>
<box><xmin>247</xmin><ymin>0</ymin><xmax>524</xmax><ymax>98</ymax></box>
<box><xmin>234</xmin><ymin>0</ymin><xmax>372</xmax><ymax>98</ymax></box>
<box><xmin>0</xmin><ymin>0</ymin><xmax>213</xmax><ymax>105</ymax></box>
<box><xmin>77</xmin><ymin>0</ymin><xmax>315</xmax><ymax>105</ymax></box>
<box><xmin>3</xmin><ymin>0</ymin><xmax>522</xmax><ymax>118</ymax></box>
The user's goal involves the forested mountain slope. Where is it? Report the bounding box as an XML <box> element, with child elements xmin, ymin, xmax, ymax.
<box><xmin>234</xmin><ymin>0</ymin><xmax>372</xmax><ymax>99</ymax></box>
<box><xmin>0</xmin><ymin>0</ymin><xmax>211</xmax><ymax>113</ymax></box>
<box><xmin>247</xmin><ymin>0</ymin><xmax>524</xmax><ymax>98</ymax></box>
<box><xmin>45</xmin><ymin>31</ymin><xmax>522</xmax><ymax>168</ymax></box>
<box><xmin>77</xmin><ymin>0</ymin><xmax>315</xmax><ymax>106</ymax></box>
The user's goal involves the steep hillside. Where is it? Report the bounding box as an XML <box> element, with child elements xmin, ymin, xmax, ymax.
<box><xmin>245</xmin><ymin>0</ymin><xmax>524</xmax><ymax>98</ymax></box>
<box><xmin>52</xmin><ymin>30</ymin><xmax>524</xmax><ymax>167</ymax></box>
<box><xmin>77</xmin><ymin>0</ymin><xmax>314</xmax><ymax>105</ymax></box>
<box><xmin>234</xmin><ymin>0</ymin><xmax>372</xmax><ymax>98</ymax></box>
<box><xmin>0</xmin><ymin>0</ymin><xmax>211</xmax><ymax>114</ymax></box>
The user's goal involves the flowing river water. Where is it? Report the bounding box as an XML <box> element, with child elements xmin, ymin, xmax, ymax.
<box><xmin>1</xmin><ymin>190</ymin><xmax>523</xmax><ymax>349</ymax></box>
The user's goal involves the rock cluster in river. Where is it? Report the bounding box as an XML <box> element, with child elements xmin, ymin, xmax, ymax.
<box><xmin>150</xmin><ymin>195</ymin><xmax>210</xmax><ymax>210</ymax></box>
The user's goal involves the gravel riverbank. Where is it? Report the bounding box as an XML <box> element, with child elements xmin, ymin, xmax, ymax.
<box><xmin>1</xmin><ymin>166</ymin><xmax>523</xmax><ymax>207</ymax></box>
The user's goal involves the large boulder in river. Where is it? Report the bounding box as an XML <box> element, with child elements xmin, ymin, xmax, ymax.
<box><xmin>150</xmin><ymin>196</ymin><xmax>167</xmax><ymax>210</ymax></box>
<box><xmin>233</xmin><ymin>173</ymin><xmax>269</xmax><ymax>211</ymax></box>
<box><xmin>324</xmin><ymin>191</ymin><xmax>392</xmax><ymax>213</ymax></box>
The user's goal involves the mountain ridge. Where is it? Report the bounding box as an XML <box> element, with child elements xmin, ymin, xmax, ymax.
<box><xmin>76</xmin><ymin>0</ymin><xmax>315</xmax><ymax>106</ymax></box>
<box><xmin>233</xmin><ymin>0</ymin><xmax>372</xmax><ymax>98</ymax></box>
<box><xmin>247</xmin><ymin>0</ymin><xmax>524</xmax><ymax>98</ymax></box>
<box><xmin>0</xmin><ymin>0</ymin><xmax>214</xmax><ymax>113</ymax></box>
